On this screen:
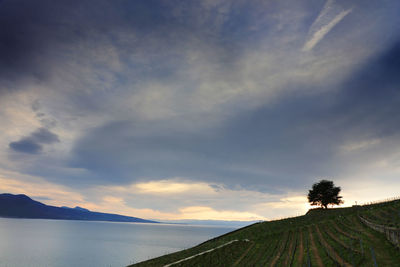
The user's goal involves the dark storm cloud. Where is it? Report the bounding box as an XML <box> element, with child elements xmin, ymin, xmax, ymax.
<box><xmin>325</xmin><ymin>42</ymin><xmax>400</xmax><ymax>138</ymax></box>
<box><xmin>0</xmin><ymin>0</ymin><xmax>238</xmax><ymax>92</ymax></box>
<box><xmin>9</xmin><ymin>139</ymin><xmax>42</xmax><ymax>154</ymax></box>
<box><xmin>0</xmin><ymin>0</ymin><xmax>75</xmax><ymax>87</ymax></box>
<box><xmin>0</xmin><ymin>0</ymin><xmax>339</xmax><ymax>96</ymax></box>
<box><xmin>9</xmin><ymin>127</ymin><xmax>59</xmax><ymax>154</ymax></box>
<box><xmin>0</xmin><ymin>0</ymin><xmax>168</xmax><ymax>92</ymax></box>
<box><xmin>30</xmin><ymin>128</ymin><xmax>60</xmax><ymax>144</ymax></box>
<box><xmin>2</xmin><ymin>0</ymin><xmax>400</xmax><ymax>198</ymax></box>
<box><xmin>69</xmin><ymin>39</ymin><xmax>400</xmax><ymax>191</ymax></box>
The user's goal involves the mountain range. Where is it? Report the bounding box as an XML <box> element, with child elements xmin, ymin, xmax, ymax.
<box><xmin>0</xmin><ymin>193</ymin><xmax>157</xmax><ymax>223</ymax></box>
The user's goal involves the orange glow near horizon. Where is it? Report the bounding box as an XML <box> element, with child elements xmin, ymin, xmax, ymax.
<box><xmin>1</xmin><ymin>170</ymin><xmax>399</xmax><ymax>222</ymax></box>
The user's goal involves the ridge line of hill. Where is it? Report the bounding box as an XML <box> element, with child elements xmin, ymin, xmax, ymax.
<box><xmin>131</xmin><ymin>198</ymin><xmax>400</xmax><ymax>266</ymax></box>
<box><xmin>0</xmin><ymin>193</ymin><xmax>158</xmax><ymax>223</ymax></box>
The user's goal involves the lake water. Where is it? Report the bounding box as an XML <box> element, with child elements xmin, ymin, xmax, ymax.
<box><xmin>0</xmin><ymin>218</ymin><xmax>235</xmax><ymax>267</ymax></box>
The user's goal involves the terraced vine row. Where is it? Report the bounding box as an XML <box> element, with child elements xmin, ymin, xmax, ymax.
<box><xmin>132</xmin><ymin>199</ymin><xmax>400</xmax><ymax>266</ymax></box>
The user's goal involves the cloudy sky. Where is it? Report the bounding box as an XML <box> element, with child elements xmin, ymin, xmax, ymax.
<box><xmin>1</xmin><ymin>0</ymin><xmax>400</xmax><ymax>221</ymax></box>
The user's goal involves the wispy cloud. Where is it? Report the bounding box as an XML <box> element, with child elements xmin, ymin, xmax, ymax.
<box><xmin>1</xmin><ymin>0</ymin><xmax>400</xmax><ymax>220</ymax></box>
<box><xmin>303</xmin><ymin>0</ymin><xmax>353</xmax><ymax>51</ymax></box>
<box><xmin>9</xmin><ymin>127</ymin><xmax>59</xmax><ymax>154</ymax></box>
<box><xmin>340</xmin><ymin>138</ymin><xmax>381</xmax><ymax>153</ymax></box>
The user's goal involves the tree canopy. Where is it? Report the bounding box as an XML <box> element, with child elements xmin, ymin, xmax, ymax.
<box><xmin>307</xmin><ymin>180</ymin><xmax>343</xmax><ymax>209</ymax></box>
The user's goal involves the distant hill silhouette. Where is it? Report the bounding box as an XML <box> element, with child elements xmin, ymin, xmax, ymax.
<box><xmin>0</xmin><ymin>193</ymin><xmax>158</xmax><ymax>223</ymax></box>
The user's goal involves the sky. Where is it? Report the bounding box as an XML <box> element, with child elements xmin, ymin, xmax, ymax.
<box><xmin>1</xmin><ymin>0</ymin><xmax>400</xmax><ymax>221</ymax></box>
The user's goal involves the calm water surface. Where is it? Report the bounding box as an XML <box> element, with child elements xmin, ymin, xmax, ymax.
<box><xmin>0</xmin><ymin>218</ymin><xmax>235</xmax><ymax>267</ymax></box>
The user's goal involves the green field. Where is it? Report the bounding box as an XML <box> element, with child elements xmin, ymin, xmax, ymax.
<box><xmin>131</xmin><ymin>199</ymin><xmax>400</xmax><ymax>266</ymax></box>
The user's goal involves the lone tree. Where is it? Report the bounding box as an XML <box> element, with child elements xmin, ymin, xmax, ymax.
<box><xmin>307</xmin><ymin>180</ymin><xmax>343</xmax><ymax>209</ymax></box>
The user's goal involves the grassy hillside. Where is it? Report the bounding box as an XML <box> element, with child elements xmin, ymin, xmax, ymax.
<box><xmin>131</xmin><ymin>199</ymin><xmax>400</xmax><ymax>266</ymax></box>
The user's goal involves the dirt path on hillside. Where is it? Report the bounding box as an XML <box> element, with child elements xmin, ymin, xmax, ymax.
<box><xmin>340</xmin><ymin>216</ymin><xmax>375</xmax><ymax>240</ymax></box>
<box><xmin>315</xmin><ymin>225</ymin><xmax>351</xmax><ymax>267</ymax></box>
<box><xmin>350</xmin><ymin>217</ymin><xmax>375</xmax><ymax>239</ymax></box>
<box><xmin>254</xmin><ymin>242</ymin><xmax>271</xmax><ymax>264</ymax></box>
<box><xmin>308</xmin><ymin>227</ymin><xmax>323</xmax><ymax>267</ymax></box>
<box><xmin>332</xmin><ymin>221</ymin><xmax>358</xmax><ymax>240</ymax></box>
<box><xmin>163</xmin><ymin>239</ymin><xmax>248</xmax><ymax>267</ymax></box>
<box><xmin>283</xmin><ymin>232</ymin><xmax>296</xmax><ymax>266</ymax></box>
<box><xmin>324</xmin><ymin>226</ymin><xmax>362</xmax><ymax>253</ymax></box>
<box><xmin>270</xmin><ymin>231</ymin><xmax>290</xmax><ymax>266</ymax></box>
<box><xmin>325</xmin><ymin>227</ymin><xmax>351</xmax><ymax>248</ymax></box>
<box><xmin>297</xmin><ymin>230</ymin><xmax>304</xmax><ymax>265</ymax></box>
<box><xmin>233</xmin><ymin>242</ymin><xmax>254</xmax><ymax>266</ymax></box>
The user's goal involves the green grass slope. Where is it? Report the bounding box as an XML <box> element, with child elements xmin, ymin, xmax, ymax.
<box><xmin>131</xmin><ymin>199</ymin><xmax>400</xmax><ymax>266</ymax></box>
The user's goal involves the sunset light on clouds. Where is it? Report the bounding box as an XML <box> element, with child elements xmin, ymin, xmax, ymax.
<box><xmin>1</xmin><ymin>0</ymin><xmax>400</xmax><ymax>222</ymax></box>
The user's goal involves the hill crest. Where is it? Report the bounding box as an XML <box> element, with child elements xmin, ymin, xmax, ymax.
<box><xmin>0</xmin><ymin>193</ymin><xmax>158</xmax><ymax>224</ymax></box>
